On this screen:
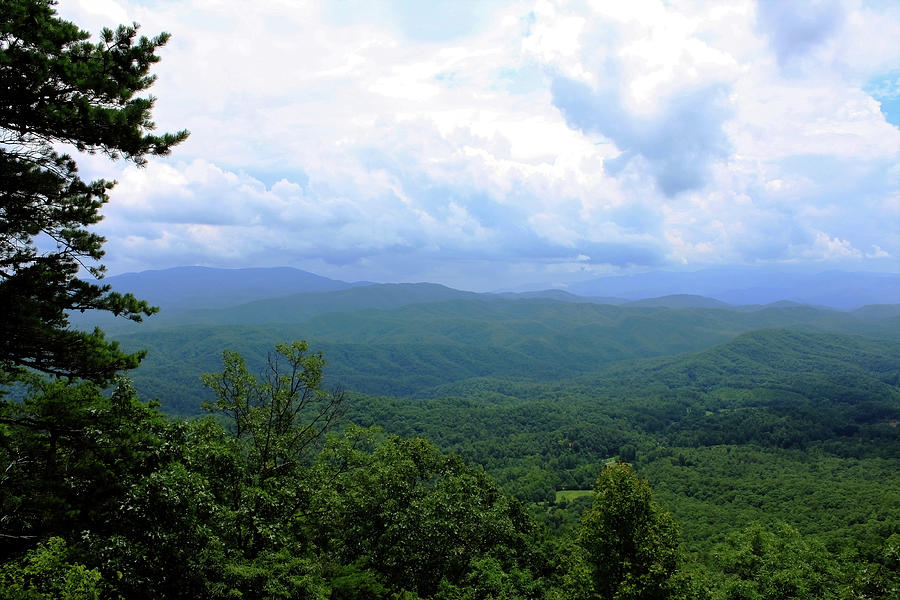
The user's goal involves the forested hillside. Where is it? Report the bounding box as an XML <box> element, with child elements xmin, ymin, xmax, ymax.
<box><xmin>341</xmin><ymin>329</ymin><xmax>900</xmax><ymax>551</ymax></box>
<box><xmin>111</xmin><ymin>294</ymin><xmax>900</xmax><ymax>413</ymax></box>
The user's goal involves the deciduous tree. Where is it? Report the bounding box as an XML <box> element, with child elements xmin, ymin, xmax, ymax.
<box><xmin>571</xmin><ymin>462</ymin><xmax>684</xmax><ymax>600</ymax></box>
<box><xmin>712</xmin><ymin>522</ymin><xmax>843</xmax><ymax>600</ymax></box>
<box><xmin>198</xmin><ymin>341</ymin><xmax>345</xmax><ymax>557</ymax></box>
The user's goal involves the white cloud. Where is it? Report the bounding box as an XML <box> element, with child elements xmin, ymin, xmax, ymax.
<box><xmin>867</xmin><ymin>245</ymin><xmax>890</xmax><ymax>258</ymax></box>
<box><xmin>803</xmin><ymin>231</ymin><xmax>864</xmax><ymax>260</ymax></box>
<box><xmin>45</xmin><ymin>0</ymin><xmax>900</xmax><ymax>288</ymax></box>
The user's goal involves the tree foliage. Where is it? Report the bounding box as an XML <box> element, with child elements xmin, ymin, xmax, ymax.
<box><xmin>0</xmin><ymin>0</ymin><xmax>188</xmax><ymax>384</ymax></box>
<box><xmin>569</xmin><ymin>462</ymin><xmax>684</xmax><ymax>600</ymax></box>
<box><xmin>197</xmin><ymin>341</ymin><xmax>345</xmax><ymax>560</ymax></box>
<box><xmin>311</xmin><ymin>429</ymin><xmax>549</xmax><ymax>598</ymax></box>
<box><xmin>3</xmin><ymin>337</ymin><xmax>895</xmax><ymax>598</ymax></box>
<box><xmin>0</xmin><ymin>375</ymin><xmax>178</xmax><ymax>558</ymax></box>
<box><xmin>711</xmin><ymin>522</ymin><xmax>844</xmax><ymax>600</ymax></box>
<box><xmin>0</xmin><ymin>537</ymin><xmax>104</xmax><ymax>600</ymax></box>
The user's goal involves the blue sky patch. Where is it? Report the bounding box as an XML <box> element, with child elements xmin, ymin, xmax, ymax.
<box><xmin>865</xmin><ymin>71</ymin><xmax>900</xmax><ymax>127</ymax></box>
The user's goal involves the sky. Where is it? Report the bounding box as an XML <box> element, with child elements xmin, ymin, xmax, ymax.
<box><xmin>57</xmin><ymin>0</ymin><xmax>900</xmax><ymax>291</ymax></box>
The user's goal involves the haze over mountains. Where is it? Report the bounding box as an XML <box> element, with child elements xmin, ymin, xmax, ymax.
<box><xmin>560</xmin><ymin>267</ymin><xmax>900</xmax><ymax>309</ymax></box>
<box><xmin>94</xmin><ymin>266</ymin><xmax>370</xmax><ymax>311</ymax></box>
<box><xmin>93</xmin><ymin>265</ymin><xmax>899</xmax><ymax>317</ymax></box>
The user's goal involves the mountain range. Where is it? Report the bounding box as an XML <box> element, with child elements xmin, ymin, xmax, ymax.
<box><xmin>81</xmin><ymin>265</ymin><xmax>899</xmax><ymax>326</ymax></box>
<box><xmin>567</xmin><ymin>267</ymin><xmax>899</xmax><ymax>309</ymax></box>
<box><xmin>71</xmin><ymin>266</ymin><xmax>900</xmax><ymax>415</ymax></box>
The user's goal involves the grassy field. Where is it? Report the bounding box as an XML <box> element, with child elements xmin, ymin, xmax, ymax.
<box><xmin>555</xmin><ymin>489</ymin><xmax>593</xmax><ymax>503</ymax></box>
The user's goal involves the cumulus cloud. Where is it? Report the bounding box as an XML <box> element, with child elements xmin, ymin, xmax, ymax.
<box><xmin>46</xmin><ymin>0</ymin><xmax>900</xmax><ymax>289</ymax></box>
<box><xmin>551</xmin><ymin>77</ymin><xmax>732</xmax><ymax>196</ymax></box>
<box><xmin>531</xmin><ymin>1</ymin><xmax>740</xmax><ymax>196</ymax></box>
<box><xmin>756</xmin><ymin>0</ymin><xmax>846</xmax><ymax>66</ymax></box>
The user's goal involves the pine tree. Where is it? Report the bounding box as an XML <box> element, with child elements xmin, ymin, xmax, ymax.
<box><xmin>0</xmin><ymin>0</ymin><xmax>188</xmax><ymax>384</ymax></box>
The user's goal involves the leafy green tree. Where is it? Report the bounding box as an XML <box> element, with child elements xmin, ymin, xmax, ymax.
<box><xmin>1</xmin><ymin>341</ymin><xmax>343</xmax><ymax>599</ymax></box>
<box><xmin>0</xmin><ymin>375</ymin><xmax>215</xmax><ymax>599</ymax></box>
<box><xmin>199</xmin><ymin>341</ymin><xmax>344</xmax><ymax>551</ymax></box>
<box><xmin>176</xmin><ymin>341</ymin><xmax>345</xmax><ymax>596</ymax></box>
<box><xmin>0</xmin><ymin>0</ymin><xmax>188</xmax><ymax>384</ymax></box>
<box><xmin>711</xmin><ymin>522</ymin><xmax>843</xmax><ymax>600</ymax></box>
<box><xmin>311</xmin><ymin>428</ymin><xmax>552</xmax><ymax>599</ymax></box>
<box><xmin>0</xmin><ymin>537</ymin><xmax>104</xmax><ymax>600</ymax></box>
<box><xmin>89</xmin><ymin>459</ymin><xmax>226</xmax><ymax>600</ymax></box>
<box><xmin>569</xmin><ymin>462</ymin><xmax>685</xmax><ymax>600</ymax></box>
<box><xmin>0</xmin><ymin>375</ymin><xmax>178</xmax><ymax>558</ymax></box>
<box><xmin>192</xmin><ymin>342</ymin><xmax>560</xmax><ymax>598</ymax></box>
<box><xmin>848</xmin><ymin>533</ymin><xmax>900</xmax><ymax>600</ymax></box>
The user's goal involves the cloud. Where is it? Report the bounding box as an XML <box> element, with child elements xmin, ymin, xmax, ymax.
<box><xmin>866</xmin><ymin>245</ymin><xmax>890</xmax><ymax>259</ymax></box>
<box><xmin>530</xmin><ymin>1</ymin><xmax>739</xmax><ymax>196</ymax></box>
<box><xmin>551</xmin><ymin>77</ymin><xmax>732</xmax><ymax>196</ymax></box>
<box><xmin>97</xmin><ymin>150</ymin><xmax>669</xmax><ymax>289</ymax></box>
<box><xmin>756</xmin><ymin>0</ymin><xmax>846</xmax><ymax>66</ymax></box>
<box><xmin>802</xmin><ymin>231</ymin><xmax>863</xmax><ymax>260</ymax></box>
<box><xmin>43</xmin><ymin>0</ymin><xmax>900</xmax><ymax>289</ymax></box>
<box><xmin>323</xmin><ymin>0</ymin><xmax>509</xmax><ymax>42</ymax></box>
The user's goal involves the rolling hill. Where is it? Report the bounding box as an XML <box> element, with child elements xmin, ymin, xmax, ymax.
<box><xmin>110</xmin><ymin>292</ymin><xmax>900</xmax><ymax>414</ymax></box>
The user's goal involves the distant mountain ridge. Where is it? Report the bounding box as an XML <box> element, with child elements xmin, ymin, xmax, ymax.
<box><xmin>90</xmin><ymin>265</ymin><xmax>900</xmax><ymax>316</ymax></box>
<box><xmin>94</xmin><ymin>266</ymin><xmax>367</xmax><ymax>311</ymax></box>
<box><xmin>623</xmin><ymin>294</ymin><xmax>732</xmax><ymax>309</ymax></box>
<box><xmin>567</xmin><ymin>267</ymin><xmax>900</xmax><ymax>309</ymax></box>
<box><xmin>181</xmin><ymin>282</ymin><xmax>482</xmax><ymax>325</ymax></box>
